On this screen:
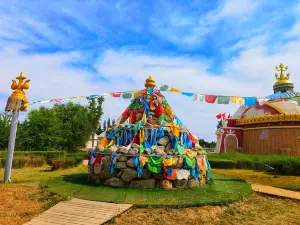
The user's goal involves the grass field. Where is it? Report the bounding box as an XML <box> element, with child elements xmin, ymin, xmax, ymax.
<box><xmin>1</xmin><ymin>164</ymin><xmax>300</xmax><ymax>225</ymax></box>
<box><xmin>212</xmin><ymin>169</ymin><xmax>300</xmax><ymax>191</ymax></box>
<box><xmin>40</xmin><ymin>173</ymin><xmax>252</xmax><ymax>207</ymax></box>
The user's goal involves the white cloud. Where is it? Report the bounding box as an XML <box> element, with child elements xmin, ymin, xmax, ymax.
<box><xmin>217</xmin><ymin>0</ymin><xmax>261</xmax><ymax>18</ymax></box>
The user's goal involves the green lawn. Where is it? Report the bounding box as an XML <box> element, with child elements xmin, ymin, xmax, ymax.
<box><xmin>41</xmin><ymin>173</ymin><xmax>252</xmax><ymax>207</ymax></box>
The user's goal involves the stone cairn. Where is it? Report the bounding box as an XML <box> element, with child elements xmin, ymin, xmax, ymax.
<box><xmin>88</xmin><ymin>76</ymin><xmax>212</xmax><ymax>189</ymax></box>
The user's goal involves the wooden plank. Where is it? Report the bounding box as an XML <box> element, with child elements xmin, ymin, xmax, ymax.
<box><xmin>252</xmin><ymin>184</ymin><xmax>300</xmax><ymax>200</ymax></box>
<box><xmin>24</xmin><ymin>198</ymin><xmax>133</xmax><ymax>225</ymax></box>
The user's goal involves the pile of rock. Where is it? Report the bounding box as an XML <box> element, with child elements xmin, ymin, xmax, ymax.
<box><xmin>99</xmin><ymin>131</ymin><xmax>198</xmax><ymax>156</ymax></box>
<box><xmin>88</xmin><ymin>154</ymin><xmax>207</xmax><ymax>189</ymax></box>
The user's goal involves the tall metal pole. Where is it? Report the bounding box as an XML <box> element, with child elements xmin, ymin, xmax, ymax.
<box><xmin>3</xmin><ymin>72</ymin><xmax>30</xmax><ymax>183</ymax></box>
<box><xmin>3</xmin><ymin>110</ymin><xmax>19</xmax><ymax>183</ymax></box>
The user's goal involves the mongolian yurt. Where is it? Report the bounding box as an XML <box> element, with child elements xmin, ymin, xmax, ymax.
<box><xmin>88</xmin><ymin>76</ymin><xmax>212</xmax><ymax>189</ymax></box>
<box><xmin>215</xmin><ymin>63</ymin><xmax>300</xmax><ymax>156</ymax></box>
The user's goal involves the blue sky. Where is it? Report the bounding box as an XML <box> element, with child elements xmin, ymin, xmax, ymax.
<box><xmin>1</xmin><ymin>0</ymin><xmax>300</xmax><ymax>141</ymax></box>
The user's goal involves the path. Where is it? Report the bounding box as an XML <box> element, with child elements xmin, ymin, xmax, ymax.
<box><xmin>23</xmin><ymin>198</ymin><xmax>133</xmax><ymax>225</ymax></box>
<box><xmin>252</xmin><ymin>184</ymin><xmax>300</xmax><ymax>200</ymax></box>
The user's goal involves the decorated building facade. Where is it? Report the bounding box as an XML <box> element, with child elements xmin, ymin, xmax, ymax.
<box><xmin>215</xmin><ymin>63</ymin><xmax>300</xmax><ymax>156</ymax></box>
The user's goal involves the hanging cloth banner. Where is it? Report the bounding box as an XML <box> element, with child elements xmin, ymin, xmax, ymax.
<box><xmin>122</xmin><ymin>92</ymin><xmax>132</xmax><ymax>99</ymax></box>
<box><xmin>217</xmin><ymin>96</ymin><xmax>230</xmax><ymax>104</ymax></box>
<box><xmin>110</xmin><ymin>92</ymin><xmax>122</xmax><ymax>97</ymax></box>
<box><xmin>159</xmin><ymin>85</ymin><xmax>169</xmax><ymax>91</ymax></box>
<box><xmin>243</xmin><ymin>97</ymin><xmax>257</xmax><ymax>106</ymax></box>
<box><xmin>51</xmin><ymin>98</ymin><xmax>62</xmax><ymax>103</ymax></box>
<box><xmin>231</xmin><ymin>96</ymin><xmax>244</xmax><ymax>104</ymax></box>
<box><xmin>205</xmin><ymin>95</ymin><xmax>217</xmax><ymax>103</ymax></box>
<box><xmin>193</xmin><ymin>93</ymin><xmax>204</xmax><ymax>101</ymax></box>
<box><xmin>169</xmin><ymin>87</ymin><xmax>182</xmax><ymax>93</ymax></box>
<box><xmin>182</xmin><ymin>92</ymin><xmax>194</xmax><ymax>97</ymax></box>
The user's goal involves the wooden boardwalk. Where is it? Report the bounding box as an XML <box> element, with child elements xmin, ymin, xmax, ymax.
<box><xmin>252</xmin><ymin>184</ymin><xmax>300</xmax><ymax>200</ymax></box>
<box><xmin>24</xmin><ymin>198</ymin><xmax>133</xmax><ymax>225</ymax></box>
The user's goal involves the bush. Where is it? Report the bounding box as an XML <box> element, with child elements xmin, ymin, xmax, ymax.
<box><xmin>0</xmin><ymin>151</ymin><xmax>86</xmax><ymax>169</ymax></box>
<box><xmin>49</xmin><ymin>156</ymin><xmax>83</xmax><ymax>170</ymax></box>
<box><xmin>208</xmin><ymin>152</ymin><xmax>300</xmax><ymax>175</ymax></box>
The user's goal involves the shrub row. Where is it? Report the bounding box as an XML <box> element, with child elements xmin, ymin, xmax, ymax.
<box><xmin>0</xmin><ymin>156</ymin><xmax>45</xmax><ymax>169</ymax></box>
<box><xmin>0</xmin><ymin>151</ymin><xmax>87</xmax><ymax>170</ymax></box>
<box><xmin>208</xmin><ymin>152</ymin><xmax>300</xmax><ymax>175</ymax></box>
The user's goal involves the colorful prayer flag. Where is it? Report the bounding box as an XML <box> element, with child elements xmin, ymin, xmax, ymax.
<box><xmin>243</xmin><ymin>97</ymin><xmax>257</xmax><ymax>106</ymax></box>
<box><xmin>231</xmin><ymin>96</ymin><xmax>244</xmax><ymax>104</ymax></box>
<box><xmin>110</xmin><ymin>92</ymin><xmax>122</xmax><ymax>97</ymax></box>
<box><xmin>182</xmin><ymin>92</ymin><xmax>194</xmax><ymax>97</ymax></box>
<box><xmin>217</xmin><ymin>96</ymin><xmax>230</xmax><ymax>104</ymax></box>
<box><xmin>205</xmin><ymin>95</ymin><xmax>217</xmax><ymax>103</ymax></box>
<box><xmin>169</xmin><ymin>87</ymin><xmax>182</xmax><ymax>93</ymax></box>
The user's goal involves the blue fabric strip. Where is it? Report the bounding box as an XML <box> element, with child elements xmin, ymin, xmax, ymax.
<box><xmin>182</xmin><ymin>92</ymin><xmax>194</xmax><ymax>97</ymax></box>
<box><xmin>244</xmin><ymin>97</ymin><xmax>257</xmax><ymax>106</ymax></box>
<box><xmin>109</xmin><ymin>154</ymin><xmax>117</xmax><ymax>174</ymax></box>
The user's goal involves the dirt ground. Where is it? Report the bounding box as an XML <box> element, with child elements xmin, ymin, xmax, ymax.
<box><xmin>0</xmin><ymin>183</ymin><xmax>63</xmax><ymax>225</ymax></box>
<box><xmin>108</xmin><ymin>194</ymin><xmax>300</xmax><ymax>225</ymax></box>
<box><xmin>0</xmin><ymin>183</ymin><xmax>46</xmax><ymax>225</ymax></box>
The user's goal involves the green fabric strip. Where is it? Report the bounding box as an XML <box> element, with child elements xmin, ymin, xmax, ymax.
<box><xmin>217</xmin><ymin>96</ymin><xmax>230</xmax><ymax>104</ymax></box>
<box><xmin>147</xmin><ymin>156</ymin><xmax>162</xmax><ymax>173</ymax></box>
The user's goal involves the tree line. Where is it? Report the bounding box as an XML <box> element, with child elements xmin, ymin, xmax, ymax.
<box><xmin>0</xmin><ymin>97</ymin><xmax>104</xmax><ymax>151</ymax></box>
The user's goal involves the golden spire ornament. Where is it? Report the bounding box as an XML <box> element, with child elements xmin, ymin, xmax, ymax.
<box><xmin>273</xmin><ymin>63</ymin><xmax>294</xmax><ymax>93</ymax></box>
<box><xmin>145</xmin><ymin>75</ymin><xmax>156</xmax><ymax>88</ymax></box>
<box><xmin>5</xmin><ymin>72</ymin><xmax>30</xmax><ymax>112</ymax></box>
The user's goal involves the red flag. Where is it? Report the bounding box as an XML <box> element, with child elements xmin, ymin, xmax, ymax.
<box><xmin>216</xmin><ymin>113</ymin><xmax>222</xmax><ymax>119</ymax></box>
<box><xmin>205</xmin><ymin>95</ymin><xmax>217</xmax><ymax>103</ymax></box>
<box><xmin>227</xmin><ymin>113</ymin><xmax>231</xmax><ymax>118</ymax></box>
<box><xmin>222</xmin><ymin>112</ymin><xmax>226</xmax><ymax>118</ymax></box>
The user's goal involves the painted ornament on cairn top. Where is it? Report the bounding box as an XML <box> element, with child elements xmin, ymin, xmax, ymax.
<box><xmin>88</xmin><ymin>76</ymin><xmax>212</xmax><ymax>189</ymax></box>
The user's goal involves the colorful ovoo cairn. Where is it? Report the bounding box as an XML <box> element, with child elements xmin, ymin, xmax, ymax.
<box><xmin>88</xmin><ymin>76</ymin><xmax>212</xmax><ymax>189</ymax></box>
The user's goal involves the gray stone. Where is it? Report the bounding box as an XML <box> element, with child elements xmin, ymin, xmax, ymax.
<box><xmin>188</xmin><ymin>179</ymin><xmax>200</xmax><ymax>188</ymax></box>
<box><xmin>144</xmin><ymin>148</ymin><xmax>151</xmax><ymax>155</ymax></box>
<box><xmin>104</xmin><ymin>177</ymin><xmax>125</xmax><ymax>188</ymax></box>
<box><xmin>157</xmin><ymin>136</ymin><xmax>170</xmax><ymax>146</ymax></box>
<box><xmin>152</xmin><ymin>145</ymin><xmax>158</xmax><ymax>151</ymax></box>
<box><xmin>159</xmin><ymin>180</ymin><xmax>172</xmax><ymax>189</ymax></box>
<box><xmin>98</xmin><ymin>156</ymin><xmax>115</xmax><ymax>179</ymax></box>
<box><xmin>118</xmin><ymin>155</ymin><xmax>128</xmax><ymax>162</ymax></box>
<box><xmin>141</xmin><ymin>169</ymin><xmax>152</xmax><ymax>179</ymax></box>
<box><xmin>155</xmin><ymin>148</ymin><xmax>166</xmax><ymax>155</ymax></box>
<box><xmin>165</xmin><ymin>142</ymin><xmax>172</xmax><ymax>152</ymax></box>
<box><xmin>128</xmin><ymin>179</ymin><xmax>156</xmax><ymax>189</ymax></box>
<box><xmin>129</xmin><ymin>148</ymin><xmax>139</xmax><ymax>155</ymax></box>
<box><xmin>126</xmin><ymin>158</ymin><xmax>135</xmax><ymax>168</ymax></box>
<box><xmin>153</xmin><ymin>173</ymin><xmax>165</xmax><ymax>180</ymax></box>
<box><xmin>105</xmin><ymin>145</ymin><xmax>118</xmax><ymax>153</ymax></box>
<box><xmin>172</xmin><ymin>179</ymin><xmax>188</xmax><ymax>189</ymax></box>
<box><xmin>121</xmin><ymin>168</ymin><xmax>138</xmax><ymax>183</ymax></box>
<box><xmin>115</xmin><ymin>162</ymin><xmax>127</xmax><ymax>169</ymax></box>
<box><xmin>117</xmin><ymin>171</ymin><xmax>123</xmax><ymax>178</ymax></box>
<box><xmin>158</xmin><ymin>146</ymin><xmax>165</xmax><ymax>151</ymax></box>
<box><xmin>131</xmin><ymin>143</ymin><xmax>139</xmax><ymax>149</ymax></box>
<box><xmin>120</xmin><ymin>146</ymin><xmax>130</xmax><ymax>154</ymax></box>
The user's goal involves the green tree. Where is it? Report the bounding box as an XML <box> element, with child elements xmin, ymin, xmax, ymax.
<box><xmin>87</xmin><ymin>97</ymin><xmax>105</xmax><ymax>147</ymax></box>
<box><xmin>107</xmin><ymin>117</ymin><xmax>111</xmax><ymax>128</ymax></box>
<box><xmin>0</xmin><ymin>112</ymin><xmax>12</xmax><ymax>149</ymax></box>
<box><xmin>96</xmin><ymin>123</ymin><xmax>102</xmax><ymax>135</ymax></box>
<box><xmin>15</xmin><ymin>107</ymin><xmax>63</xmax><ymax>151</ymax></box>
<box><xmin>103</xmin><ymin>120</ymin><xmax>107</xmax><ymax>131</ymax></box>
<box><xmin>112</xmin><ymin>118</ymin><xmax>116</xmax><ymax>125</ymax></box>
<box><xmin>53</xmin><ymin>102</ymin><xmax>94</xmax><ymax>151</ymax></box>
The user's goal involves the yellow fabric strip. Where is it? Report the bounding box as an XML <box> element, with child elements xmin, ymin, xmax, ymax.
<box><xmin>170</xmin><ymin>87</ymin><xmax>182</xmax><ymax>92</ymax></box>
